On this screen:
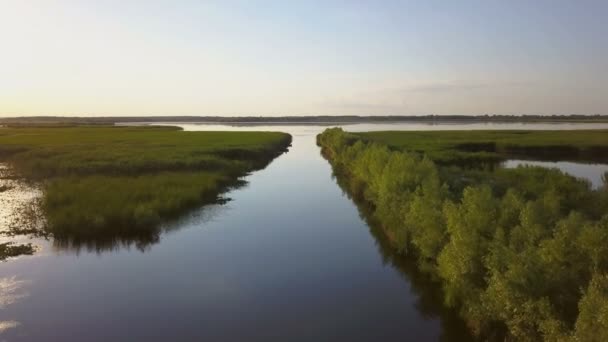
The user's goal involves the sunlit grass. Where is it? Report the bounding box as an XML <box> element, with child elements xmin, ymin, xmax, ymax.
<box><xmin>0</xmin><ymin>126</ymin><xmax>291</xmax><ymax>237</ymax></box>
<box><xmin>356</xmin><ymin>130</ymin><xmax>608</xmax><ymax>164</ymax></box>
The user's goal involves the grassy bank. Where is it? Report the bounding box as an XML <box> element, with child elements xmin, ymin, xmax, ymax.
<box><xmin>318</xmin><ymin>128</ymin><xmax>608</xmax><ymax>341</ymax></box>
<box><xmin>0</xmin><ymin>126</ymin><xmax>291</xmax><ymax>239</ymax></box>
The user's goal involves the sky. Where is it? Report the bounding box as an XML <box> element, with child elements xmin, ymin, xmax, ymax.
<box><xmin>0</xmin><ymin>0</ymin><xmax>606</xmax><ymax>117</ymax></box>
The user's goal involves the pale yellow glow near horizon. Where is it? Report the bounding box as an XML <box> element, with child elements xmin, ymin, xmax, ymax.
<box><xmin>1</xmin><ymin>1</ymin><xmax>606</xmax><ymax>116</ymax></box>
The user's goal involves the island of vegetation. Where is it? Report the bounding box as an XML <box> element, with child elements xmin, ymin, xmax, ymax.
<box><xmin>0</xmin><ymin>242</ymin><xmax>35</xmax><ymax>261</ymax></box>
<box><xmin>0</xmin><ymin>126</ymin><xmax>291</xmax><ymax>246</ymax></box>
<box><xmin>318</xmin><ymin>128</ymin><xmax>608</xmax><ymax>341</ymax></box>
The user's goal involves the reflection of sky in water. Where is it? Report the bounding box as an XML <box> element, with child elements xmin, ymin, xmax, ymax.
<box><xmin>503</xmin><ymin>160</ymin><xmax>608</xmax><ymax>189</ymax></box>
<box><xmin>0</xmin><ymin>320</ymin><xmax>19</xmax><ymax>333</ymax></box>
<box><xmin>0</xmin><ymin>276</ymin><xmax>28</xmax><ymax>308</ymax></box>
<box><xmin>0</xmin><ymin>276</ymin><xmax>29</xmax><ymax>335</ymax></box>
<box><xmin>0</xmin><ymin>164</ymin><xmax>42</xmax><ymax>238</ymax></box>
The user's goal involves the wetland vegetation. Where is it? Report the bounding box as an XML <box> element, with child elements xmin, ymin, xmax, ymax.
<box><xmin>318</xmin><ymin>128</ymin><xmax>608</xmax><ymax>341</ymax></box>
<box><xmin>0</xmin><ymin>242</ymin><xmax>35</xmax><ymax>261</ymax></box>
<box><xmin>0</xmin><ymin>126</ymin><xmax>291</xmax><ymax>243</ymax></box>
<box><xmin>358</xmin><ymin>130</ymin><xmax>608</xmax><ymax>165</ymax></box>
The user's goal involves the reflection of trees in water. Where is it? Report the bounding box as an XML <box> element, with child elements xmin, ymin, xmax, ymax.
<box><xmin>329</xmin><ymin>166</ymin><xmax>473</xmax><ymax>342</ymax></box>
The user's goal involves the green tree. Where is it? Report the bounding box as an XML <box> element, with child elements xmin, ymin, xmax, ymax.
<box><xmin>574</xmin><ymin>273</ymin><xmax>608</xmax><ymax>341</ymax></box>
<box><xmin>438</xmin><ymin>185</ymin><xmax>497</xmax><ymax>305</ymax></box>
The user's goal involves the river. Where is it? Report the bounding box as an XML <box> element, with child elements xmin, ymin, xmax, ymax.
<box><xmin>2</xmin><ymin>122</ymin><xmax>608</xmax><ymax>341</ymax></box>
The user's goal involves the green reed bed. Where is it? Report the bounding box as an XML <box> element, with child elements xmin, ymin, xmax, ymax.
<box><xmin>318</xmin><ymin>128</ymin><xmax>608</xmax><ymax>341</ymax></box>
<box><xmin>357</xmin><ymin>129</ymin><xmax>608</xmax><ymax>165</ymax></box>
<box><xmin>0</xmin><ymin>126</ymin><xmax>291</xmax><ymax>237</ymax></box>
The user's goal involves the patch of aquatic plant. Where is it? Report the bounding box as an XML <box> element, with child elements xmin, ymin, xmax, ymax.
<box><xmin>42</xmin><ymin>172</ymin><xmax>226</xmax><ymax>236</ymax></box>
<box><xmin>318</xmin><ymin>128</ymin><xmax>608</xmax><ymax>341</ymax></box>
<box><xmin>0</xmin><ymin>242</ymin><xmax>35</xmax><ymax>261</ymax></box>
<box><xmin>0</xmin><ymin>126</ymin><xmax>291</xmax><ymax>239</ymax></box>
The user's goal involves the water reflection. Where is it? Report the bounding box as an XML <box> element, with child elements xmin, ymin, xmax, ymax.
<box><xmin>0</xmin><ymin>165</ymin><xmax>43</xmax><ymax>234</ymax></box>
<box><xmin>0</xmin><ymin>321</ymin><xmax>19</xmax><ymax>333</ymax></box>
<box><xmin>0</xmin><ymin>165</ymin><xmax>43</xmax><ymax>262</ymax></box>
<box><xmin>329</xmin><ymin>164</ymin><xmax>474</xmax><ymax>341</ymax></box>
<box><xmin>0</xmin><ymin>276</ymin><xmax>29</xmax><ymax>335</ymax></box>
<box><xmin>0</xmin><ymin>277</ymin><xmax>28</xmax><ymax>309</ymax></box>
<box><xmin>50</xmin><ymin>199</ymin><xmax>230</xmax><ymax>254</ymax></box>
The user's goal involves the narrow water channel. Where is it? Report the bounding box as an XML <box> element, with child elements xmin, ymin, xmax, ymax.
<box><xmin>2</xmin><ymin>122</ymin><xmax>608</xmax><ymax>341</ymax></box>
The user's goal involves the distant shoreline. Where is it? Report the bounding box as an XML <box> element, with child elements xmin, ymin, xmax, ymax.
<box><xmin>2</xmin><ymin>115</ymin><xmax>608</xmax><ymax>126</ymax></box>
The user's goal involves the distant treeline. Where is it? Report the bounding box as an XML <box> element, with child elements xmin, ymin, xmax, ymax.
<box><xmin>1</xmin><ymin>114</ymin><xmax>608</xmax><ymax>126</ymax></box>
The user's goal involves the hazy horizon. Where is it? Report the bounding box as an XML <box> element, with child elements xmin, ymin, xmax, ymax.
<box><xmin>1</xmin><ymin>1</ymin><xmax>607</xmax><ymax>117</ymax></box>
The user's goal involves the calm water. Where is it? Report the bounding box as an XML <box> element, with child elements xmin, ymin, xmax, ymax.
<box><xmin>2</xmin><ymin>122</ymin><xmax>608</xmax><ymax>341</ymax></box>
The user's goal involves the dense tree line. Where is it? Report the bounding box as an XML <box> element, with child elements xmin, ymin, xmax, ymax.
<box><xmin>318</xmin><ymin>128</ymin><xmax>608</xmax><ymax>341</ymax></box>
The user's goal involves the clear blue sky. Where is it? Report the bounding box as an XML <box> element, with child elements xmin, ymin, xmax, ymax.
<box><xmin>0</xmin><ymin>0</ymin><xmax>606</xmax><ymax>116</ymax></box>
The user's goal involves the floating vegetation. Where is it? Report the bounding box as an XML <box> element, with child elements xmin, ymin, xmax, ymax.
<box><xmin>0</xmin><ymin>243</ymin><xmax>35</xmax><ymax>261</ymax></box>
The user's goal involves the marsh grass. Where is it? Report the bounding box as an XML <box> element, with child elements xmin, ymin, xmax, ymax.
<box><xmin>356</xmin><ymin>130</ymin><xmax>608</xmax><ymax>165</ymax></box>
<box><xmin>0</xmin><ymin>126</ymin><xmax>291</xmax><ymax>178</ymax></box>
<box><xmin>43</xmin><ymin>172</ymin><xmax>227</xmax><ymax>236</ymax></box>
<box><xmin>0</xmin><ymin>126</ymin><xmax>291</xmax><ymax>239</ymax></box>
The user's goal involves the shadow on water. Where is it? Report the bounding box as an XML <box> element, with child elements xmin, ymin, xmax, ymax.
<box><xmin>328</xmin><ymin>164</ymin><xmax>475</xmax><ymax>341</ymax></box>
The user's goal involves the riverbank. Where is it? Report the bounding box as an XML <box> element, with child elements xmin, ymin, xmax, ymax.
<box><xmin>318</xmin><ymin>128</ymin><xmax>608</xmax><ymax>341</ymax></box>
<box><xmin>0</xmin><ymin>126</ymin><xmax>291</xmax><ymax>241</ymax></box>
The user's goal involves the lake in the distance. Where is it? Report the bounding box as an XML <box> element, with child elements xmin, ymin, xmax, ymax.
<box><xmin>2</xmin><ymin>122</ymin><xmax>608</xmax><ymax>341</ymax></box>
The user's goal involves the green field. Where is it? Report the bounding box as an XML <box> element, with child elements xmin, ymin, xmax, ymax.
<box><xmin>355</xmin><ymin>130</ymin><xmax>608</xmax><ymax>164</ymax></box>
<box><xmin>0</xmin><ymin>126</ymin><xmax>291</xmax><ymax>238</ymax></box>
<box><xmin>318</xmin><ymin>128</ymin><xmax>608</xmax><ymax>341</ymax></box>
